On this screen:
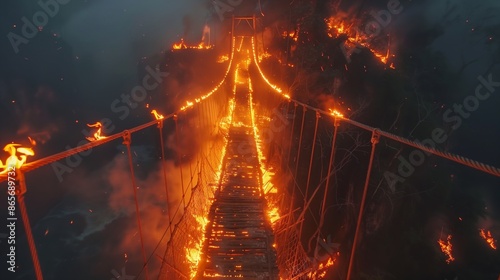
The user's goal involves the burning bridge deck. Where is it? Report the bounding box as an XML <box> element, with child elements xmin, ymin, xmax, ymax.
<box><xmin>196</xmin><ymin>82</ymin><xmax>279</xmax><ymax>279</ymax></box>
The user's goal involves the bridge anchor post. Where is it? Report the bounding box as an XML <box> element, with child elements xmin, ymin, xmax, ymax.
<box><xmin>15</xmin><ymin>171</ymin><xmax>44</xmax><ymax>280</ymax></box>
<box><xmin>346</xmin><ymin>129</ymin><xmax>380</xmax><ymax>280</ymax></box>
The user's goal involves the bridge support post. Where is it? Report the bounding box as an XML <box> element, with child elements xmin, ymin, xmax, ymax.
<box><xmin>346</xmin><ymin>129</ymin><xmax>380</xmax><ymax>280</ymax></box>
<box><xmin>314</xmin><ymin>116</ymin><xmax>340</xmax><ymax>259</ymax></box>
<box><xmin>16</xmin><ymin>171</ymin><xmax>44</xmax><ymax>280</ymax></box>
<box><xmin>123</xmin><ymin>131</ymin><xmax>150</xmax><ymax>280</ymax></box>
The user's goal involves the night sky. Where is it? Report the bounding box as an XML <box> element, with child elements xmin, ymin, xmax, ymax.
<box><xmin>0</xmin><ymin>0</ymin><xmax>499</xmax><ymax>279</ymax></box>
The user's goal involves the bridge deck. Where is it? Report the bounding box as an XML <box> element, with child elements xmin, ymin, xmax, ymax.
<box><xmin>196</xmin><ymin>75</ymin><xmax>279</xmax><ymax>279</ymax></box>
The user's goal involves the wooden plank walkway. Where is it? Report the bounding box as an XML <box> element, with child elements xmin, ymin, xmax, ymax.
<box><xmin>195</xmin><ymin>74</ymin><xmax>279</xmax><ymax>279</ymax></box>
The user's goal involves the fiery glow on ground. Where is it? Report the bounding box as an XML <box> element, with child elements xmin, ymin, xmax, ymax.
<box><xmin>438</xmin><ymin>235</ymin><xmax>455</xmax><ymax>264</ymax></box>
<box><xmin>324</xmin><ymin>16</ymin><xmax>395</xmax><ymax>67</ymax></box>
<box><xmin>480</xmin><ymin>229</ymin><xmax>497</xmax><ymax>250</ymax></box>
<box><xmin>0</xmin><ymin>143</ymin><xmax>35</xmax><ymax>173</ymax></box>
<box><xmin>172</xmin><ymin>40</ymin><xmax>212</xmax><ymax>50</ymax></box>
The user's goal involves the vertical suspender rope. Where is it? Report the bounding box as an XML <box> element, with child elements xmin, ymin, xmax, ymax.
<box><xmin>156</xmin><ymin>119</ymin><xmax>176</xmax><ymax>270</ymax></box>
<box><xmin>292</xmin><ymin>105</ymin><xmax>307</xmax><ymax>271</ymax></box>
<box><xmin>123</xmin><ymin>131</ymin><xmax>149</xmax><ymax>280</ymax></box>
<box><xmin>286</xmin><ymin>102</ymin><xmax>299</xmax><ymax>215</ymax></box>
<box><xmin>314</xmin><ymin>117</ymin><xmax>340</xmax><ymax>258</ymax></box>
<box><xmin>346</xmin><ymin>130</ymin><xmax>380</xmax><ymax>280</ymax></box>
<box><xmin>174</xmin><ymin>115</ymin><xmax>186</xmax><ymax>210</ymax></box>
<box><xmin>298</xmin><ymin>111</ymin><xmax>320</xmax><ymax>240</ymax></box>
<box><xmin>286</xmin><ymin>102</ymin><xmax>298</xmax><ymax>166</ymax></box>
<box><xmin>294</xmin><ymin>106</ymin><xmax>307</xmax><ymax>176</ymax></box>
<box><xmin>17</xmin><ymin>172</ymin><xmax>44</xmax><ymax>280</ymax></box>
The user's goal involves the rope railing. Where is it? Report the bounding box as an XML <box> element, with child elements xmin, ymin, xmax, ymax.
<box><xmin>250</xmin><ymin>33</ymin><xmax>500</xmax><ymax>279</ymax></box>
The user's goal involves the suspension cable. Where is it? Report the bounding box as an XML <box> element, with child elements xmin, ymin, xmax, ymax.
<box><xmin>298</xmin><ymin>110</ymin><xmax>320</xmax><ymax>240</ymax></box>
<box><xmin>156</xmin><ymin>119</ymin><xmax>175</xmax><ymax>270</ymax></box>
<box><xmin>294</xmin><ymin>105</ymin><xmax>307</xmax><ymax>175</ymax></box>
<box><xmin>174</xmin><ymin>115</ymin><xmax>186</xmax><ymax>210</ymax></box>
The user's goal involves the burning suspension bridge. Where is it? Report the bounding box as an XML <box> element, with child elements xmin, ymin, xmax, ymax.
<box><xmin>1</xmin><ymin>18</ymin><xmax>500</xmax><ymax>280</ymax></box>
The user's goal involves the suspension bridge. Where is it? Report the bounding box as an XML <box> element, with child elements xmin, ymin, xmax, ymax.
<box><xmin>2</xmin><ymin>17</ymin><xmax>500</xmax><ymax>280</ymax></box>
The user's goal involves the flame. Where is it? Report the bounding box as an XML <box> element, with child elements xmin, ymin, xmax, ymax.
<box><xmin>251</xmin><ymin>37</ymin><xmax>285</xmax><ymax>95</ymax></box>
<box><xmin>0</xmin><ymin>143</ymin><xmax>35</xmax><ymax>174</ymax></box>
<box><xmin>151</xmin><ymin>109</ymin><xmax>164</xmax><ymax>120</ymax></box>
<box><xmin>438</xmin><ymin>235</ymin><xmax>455</xmax><ymax>264</ymax></box>
<box><xmin>172</xmin><ymin>37</ymin><xmax>213</xmax><ymax>50</ymax></box>
<box><xmin>86</xmin><ymin>122</ymin><xmax>106</xmax><ymax>141</ymax></box>
<box><xmin>328</xmin><ymin>108</ymin><xmax>344</xmax><ymax>118</ymax></box>
<box><xmin>307</xmin><ymin>253</ymin><xmax>339</xmax><ymax>279</ymax></box>
<box><xmin>186</xmin><ymin>215</ymin><xmax>210</xmax><ymax>278</ymax></box>
<box><xmin>324</xmin><ymin>16</ymin><xmax>393</xmax><ymax>67</ymax></box>
<box><xmin>479</xmin><ymin>229</ymin><xmax>497</xmax><ymax>250</ymax></box>
<box><xmin>172</xmin><ymin>38</ymin><xmax>186</xmax><ymax>50</ymax></box>
<box><xmin>179</xmin><ymin>37</ymin><xmax>236</xmax><ymax>112</ymax></box>
<box><xmin>248</xmin><ymin>73</ymin><xmax>282</xmax><ymax>231</ymax></box>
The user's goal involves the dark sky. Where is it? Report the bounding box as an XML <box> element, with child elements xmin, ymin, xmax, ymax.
<box><xmin>0</xmin><ymin>0</ymin><xmax>499</xmax><ymax>279</ymax></box>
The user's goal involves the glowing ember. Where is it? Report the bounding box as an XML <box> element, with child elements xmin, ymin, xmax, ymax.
<box><xmin>479</xmin><ymin>229</ymin><xmax>497</xmax><ymax>250</ymax></box>
<box><xmin>86</xmin><ymin>122</ymin><xmax>106</xmax><ymax>141</ymax></box>
<box><xmin>438</xmin><ymin>235</ymin><xmax>455</xmax><ymax>264</ymax></box>
<box><xmin>28</xmin><ymin>136</ymin><xmax>37</xmax><ymax>146</ymax></box>
<box><xmin>0</xmin><ymin>143</ymin><xmax>35</xmax><ymax>174</ymax></box>
<box><xmin>217</xmin><ymin>55</ymin><xmax>229</xmax><ymax>63</ymax></box>
<box><xmin>151</xmin><ymin>109</ymin><xmax>164</xmax><ymax>120</ymax></box>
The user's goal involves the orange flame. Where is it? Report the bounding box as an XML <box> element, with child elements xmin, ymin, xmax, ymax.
<box><xmin>480</xmin><ymin>229</ymin><xmax>497</xmax><ymax>250</ymax></box>
<box><xmin>151</xmin><ymin>109</ymin><xmax>164</xmax><ymax>120</ymax></box>
<box><xmin>438</xmin><ymin>235</ymin><xmax>455</xmax><ymax>264</ymax></box>
<box><xmin>329</xmin><ymin>108</ymin><xmax>344</xmax><ymax>118</ymax></box>
<box><xmin>86</xmin><ymin>122</ymin><xmax>106</xmax><ymax>141</ymax></box>
<box><xmin>172</xmin><ymin>38</ymin><xmax>186</xmax><ymax>50</ymax></box>
<box><xmin>325</xmin><ymin>16</ymin><xmax>393</xmax><ymax>67</ymax></box>
<box><xmin>0</xmin><ymin>143</ymin><xmax>35</xmax><ymax>173</ymax></box>
<box><xmin>307</xmin><ymin>252</ymin><xmax>339</xmax><ymax>278</ymax></box>
<box><xmin>172</xmin><ymin>38</ymin><xmax>212</xmax><ymax>50</ymax></box>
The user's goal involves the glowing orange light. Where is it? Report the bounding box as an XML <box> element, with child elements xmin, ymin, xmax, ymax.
<box><xmin>438</xmin><ymin>235</ymin><xmax>455</xmax><ymax>264</ymax></box>
<box><xmin>178</xmin><ymin>37</ymin><xmax>236</xmax><ymax>113</ymax></box>
<box><xmin>329</xmin><ymin>108</ymin><xmax>344</xmax><ymax>118</ymax></box>
<box><xmin>480</xmin><ymin>229</ymin><xmax>497</xmax><ymax>250</ymax></box>
<box><xmin>0</xmin><ymin>143</ymin><xmax>35</xmax><ymax>174</ymax></box>
<box><xmin>86</xmin><ymin>122</ymin><xmax>106</xmax><ymax>141</ymax></box>
<box><xmin>28</xmin><ymin>136</ymin><xmax>37</xmax><ymax>146</ymax></box>
<box><xmin>324</xmin><ymin>16</ymin><xmax>394</xmax><ymax>67</ymax></box>
<box><xmin>172</xmin><ymin>38</ymin><xmax>186</xmax><ymax>50</ymax></box>
<box><xmin>151</xmin><ymin>109</ymin><xmax>164</xmax><ymax>120</ymax></box>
